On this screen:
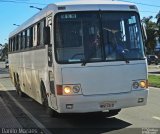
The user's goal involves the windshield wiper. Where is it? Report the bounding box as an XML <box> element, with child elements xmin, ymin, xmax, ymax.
<box><xmin>121</xmin><ymin>49</ymin><xmax>130</xmax><ymax>64</ymax></box>
<box><xmin>81</xmin><ymin>59</ymin><xmax>89</xmax><ymax>66</ymax></box>
<box><xmin>123</xmin><ymin>57</ymin><xmax>130</xmax><ymax>64</ymax></box>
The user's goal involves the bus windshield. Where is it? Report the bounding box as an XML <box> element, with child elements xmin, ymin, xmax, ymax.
<box><xmin>55</xmin><ymin>12</ymin><xmax>145</xmax><ymax>64</ymax></box>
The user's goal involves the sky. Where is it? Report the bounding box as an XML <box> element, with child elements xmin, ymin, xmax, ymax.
<box><xmin>0</xmin><ymin>0</ymin><xmax>159</xmax><ymax>45</ymax></box>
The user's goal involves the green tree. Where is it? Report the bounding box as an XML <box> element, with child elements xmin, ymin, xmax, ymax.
<box><xmin>0</xmin><ymin>43</ymin><xmax>8</xmax><ymax>60</ymax></box>
<box><xmin>156</xmin><ymin>11</ymin><xmax>160</xmax><ymax>42</ymax></box>
<box><xmin>156</xmin><ymin>11</ymin><xmax>160</xmax><ymax>24</ymax></box>
<box><xmin>142</xmin><ymin>16</ymin><xmax>158</xmax><ymax>54</ymax></box>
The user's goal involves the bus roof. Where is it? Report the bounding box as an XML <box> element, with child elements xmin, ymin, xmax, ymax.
<box><xmin>55</xmin><ymin>0</ymin><xmax>134</xmax><ymax>6</ymax></box>
<box><xmin>9</xmin><ymin>0</ymin><xmax>137</xmax><ymax>38</ymax></box>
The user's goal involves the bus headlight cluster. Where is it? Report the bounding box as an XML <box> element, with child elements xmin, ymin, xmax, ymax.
<box><xmin>132</xmin><ymin>80</ymin><xmax>148</xmax><ymax>89</ymax></box>
<box><xmin>56</xmin><ymin>84</ymin><xmax>81</xmax><ymax>95</ymax></box>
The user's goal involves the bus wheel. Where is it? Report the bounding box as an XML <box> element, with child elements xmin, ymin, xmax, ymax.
<box><xmin>17</xmin><ymin>84</ymin><xmax>25</xmax><ymax>97</ymax></box>
<box><xmin>15</xmin><ymin>75</ymin><xmax>25</xmax><ymax>97</ymax></box>
<box><xmin>41</xmin><ymin>82</ymin><xmax>58</xmax><ymax>117</ymax></box>
<box><xmin>93</xmin><ymin>109</ymin><xmax>121</xmax><ymax>118</ymax></box>
<box><xmin>102</xmin><ymin>109</ymin><xmax>121</xmax><ymax>117</ymax></box>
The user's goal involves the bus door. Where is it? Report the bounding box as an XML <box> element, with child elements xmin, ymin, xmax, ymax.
<box><xmin>47</xmin><ymin>15</ymin><xmax>58</xmax><ymax>110</ymax></box>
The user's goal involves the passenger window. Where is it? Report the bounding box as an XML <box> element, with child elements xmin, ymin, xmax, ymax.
<box><xmin>37</xmin><ymin>23</ymin><xmax>40</xmax><ymax>46</ymax></box>
<box><xmin>27</xmin><ymin>29</ymin><xmax>30</xmax><ymax>48</ymax></box>
<box><xmin>22</xmin><ymin>31</ymin><xmax>26</xmax><ymax>49</ymax></box>
<box><xmin>33</xmin><ymin>25</ymin><xmax>37</xmax><ymax>47</ymax></box>
<box><xmin>30</xmin><ymin>27</ymin><xmax>33</xmax><ymax>48</ymax></box>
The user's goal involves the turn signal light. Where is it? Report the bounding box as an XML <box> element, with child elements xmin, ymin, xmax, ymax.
<box><xmin>56</xmin><ymin>85</ymin><xmax>63</xmax><ymax>95</ymax></box>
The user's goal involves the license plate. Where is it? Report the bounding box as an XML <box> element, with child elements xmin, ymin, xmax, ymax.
<box><xmin>100</xmin><ymin>101</ymin><xmax>116</xmax><ymax>109</ymax></box>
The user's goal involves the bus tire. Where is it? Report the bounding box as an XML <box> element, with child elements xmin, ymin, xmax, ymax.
<box><xmin>13</xmin><ymin>73</ymin><xmax>16</xmax><ymax>86</ymax></box>
<box><xmin>92</xmin><ymin>109</ymin><xmax>121</xmax><ymax>118</ymax></box>
<box><xmin>15</xmin><ymin>74</ymin><xmax>25</xmax><ymax>97</ymax></box>
<box><xmin>40</xmin><ymin>82</ymin><xmax>58</xmax><ymax>117</ymax></box>
<box><xmin>102</xmin><ymin>109</ymin><xmax>121</xmax><ymax>117</ymax></box>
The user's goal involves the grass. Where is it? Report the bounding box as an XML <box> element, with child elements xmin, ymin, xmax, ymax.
<box><xmin>148</xmin><ymin>75</ymin><xmax>160</xmax><ymax>88</ymax></box>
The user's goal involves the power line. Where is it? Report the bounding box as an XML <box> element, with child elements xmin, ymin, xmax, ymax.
<box><xmin>15</xmin><ymin>0</ymin><xmax>29</xmax><ymax>1</ymax></box>
<box><xmin>0</xmin><ymin>0</ymin><xmax>159</xmax><ymax>15</ymax></box>
<box><xmin>0</xmin><ymin>0</ymin><xmax>46</xmax><ymax>5</ymax></box>
<box><xmin>140</xmin><ymin>11</ymin><xmax>158</xmax><ymax>13</ymax></box>
<box><xmin>119</xmin><ymin>0</ymin><xmax>160</xmax><ymax>8</ymax></box>
<box><xmin>3</xmin><ymin>0</ymin><xmax>160</xmax><ymax>8</ymax></box>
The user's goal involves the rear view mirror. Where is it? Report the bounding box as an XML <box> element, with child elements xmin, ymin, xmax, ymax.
<box><xmin>141</xmin><ymin>22</ymin><xmax>147</xmax><ymax>54</ymax></box>
<box><xmin>141</xmin><ymin>22</ymin><xmax>147</xmax><ymax>42</ymax></box>
<box><xmin>43</xmin><ymin>26</ymin><xmax>50</xmax><ymax>45</ymax></box>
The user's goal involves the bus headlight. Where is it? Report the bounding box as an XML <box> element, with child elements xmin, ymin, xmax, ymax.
<box><xmin>73</xmin><ymin>85</ymin><xmax>80</xmax><ymax>93</ymax></box>
<box><xmin>64</xmin><ymin>86</ymin><xmax>72</xmax><ymax>94</ymax></box>
<box><xmin>133</xmin><ymin>81</ymin><xmax>139</xmax><ymax>89</ymax></box>
<box><xmin>132</xmin><ymin>80</ymin><xmax>148</xmax><ymax>90</ymax></box>
<box><xmin>139</xmin><ymin>81</ymin><xmax>147</xmax><ymax>88</ymax></box>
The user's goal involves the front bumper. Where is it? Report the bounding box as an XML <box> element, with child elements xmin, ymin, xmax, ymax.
<box><xmin>56</xmin><ymin>89</ymin><xmax>149</xmax><ymax>113</ymax></box>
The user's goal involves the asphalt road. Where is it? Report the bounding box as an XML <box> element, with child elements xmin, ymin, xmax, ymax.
<box><xmin>0</xmin><ymin>66</ymin><xmax>160</xmax><ymax>134</ymax></box>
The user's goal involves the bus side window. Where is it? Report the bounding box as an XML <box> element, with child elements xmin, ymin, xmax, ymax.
<box><xmin>29</xmin><ymin>27</ymin><xmax>33</xmax><ymax>48</ymax></box>
<box><xmin>21</xmin><ymin>33</ymin><xmax>23</xmax><ymax>50</ymax></box>
<box><xmin>48</xmin><ymin>16</ymin><xmax>52</xmax><ymax>67</ymax></box>
<box><xmin>22</xmin><ymin>31</ymin><xmax>26</xmax><ymax>49</ymax></box>
<box><xmin>27</xmin><ymin>29</ymin><xmax>30</xmax><ymax>48</ymax></box>
<box><xmin>18</xmin><ymin>33</ymin><xmax>21</xmax><ymax>50</ymax></box>
<box><xmin>8</xmin><ymin>39</ymin><xmax>10</xmax><ymax>52</ymax></box>
<box><xmin>40</xmin><ymin>19</ymin><xmax>45</xmax><ymax>45</ymax></box>
<box><xmin>15</xmin><ymin>35</ymin><xmax>19</xmax><ymax>51</ymax></box>
<box><xmin>43</xmin><ymin>26</ymin><xmax>50</xmax><ymax>45</ymax></box>
<box><xmin>10</xmin><ymin>39</ymin><xmax>12</xmax><ymax>52</ymax></box>
<box><xmin>37</xmin><ymin>23</ymin><xmax>40</xmax><ymax>46</ymax></box>
<box><xmin>33</xmin><ymin>25</ymin><xmax>37</xmax><ymax>47</ymax></box>
<box><xmin>13</xmin><ymin>37</ymin><xmax>15</xmax><ymax>51</ymax></box>
<box><xmin>33</xmin><ymin>19</ymin><xmax>46</xmax><ymax>47</ymax></box>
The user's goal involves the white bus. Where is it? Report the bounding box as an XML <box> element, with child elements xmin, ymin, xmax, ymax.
<box><xmin>8</xmin><ymin>0</ymin><xmax>148</xmax><ymax>116</ymax></box>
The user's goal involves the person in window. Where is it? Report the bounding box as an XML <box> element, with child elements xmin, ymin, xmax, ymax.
<box><xmin>88</xmin><ymin>31</ymin><xmax>102</xmax><ymax>59</ymax></box>
<box><xmin>104</xmin><ymin>27</ymin><xmax>127</xmax><ymax>60</ymax></box>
